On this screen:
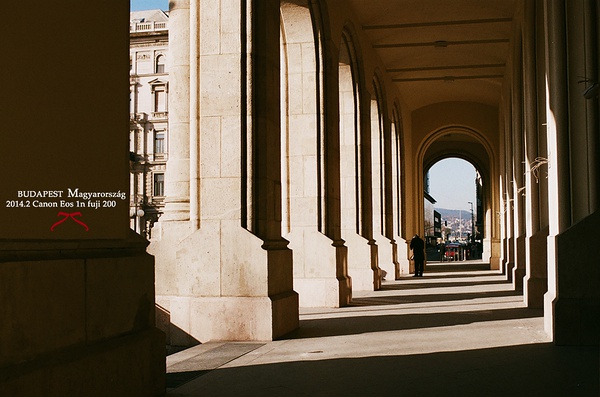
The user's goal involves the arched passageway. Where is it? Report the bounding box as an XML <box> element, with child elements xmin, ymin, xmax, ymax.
<box><xmin>418</xmin><ymin>124</ymin><xmax>499</xmax><ymax>270</ymax></box>
<box><xmin>146</xmin><ymin>0</ymin><xmax>599</xmax><ymax>349</ymax></box>
<box><xmin>4</xmin><ymin>2</ymin><xmax>599</xmax><ymax>393</ymax></box>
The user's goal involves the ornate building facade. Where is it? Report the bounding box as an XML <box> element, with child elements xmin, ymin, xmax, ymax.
<box><xmin>129</xmin><ymin>10</ymin><xmax>169</xmax><ymax>238</ymax></box>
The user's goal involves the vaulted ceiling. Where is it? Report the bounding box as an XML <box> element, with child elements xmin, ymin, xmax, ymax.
<box><xmin>347</xmin><ymin>0</ymin><xmax>518</xmax><ymax>111</ymax></box>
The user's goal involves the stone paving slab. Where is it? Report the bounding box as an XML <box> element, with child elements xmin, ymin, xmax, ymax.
<box><xmin>166</xmin><ymin>342</ymin><xmax>265</xmax><ymax>390</ymax></box>
<box><xmin>168</xmin><ymin>342</ymin><xmax>266</xmax><ymax>373</ymax></box>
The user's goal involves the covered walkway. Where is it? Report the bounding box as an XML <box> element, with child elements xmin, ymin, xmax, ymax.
<box><xmin>166</xmin><ymin>261</ymin><xmax>598</xmax><ymax>396</ymax></box>
<box><xmin>2</xmin><ymin>2</ymin><xmax>599</xmax><ymax>394</ymax></box>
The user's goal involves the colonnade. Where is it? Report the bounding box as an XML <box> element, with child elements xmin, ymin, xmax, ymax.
<box><xmin>1</xmin><ymin>0</ymin><xmax>598</xmax><ymax>394</ymax></box>
<box><xmin>500</xmin><ymin>0</ymin><xmax>599</xmax><ymax>344</ymax></box>
<box><xmin>149</xmin><ymin>0</ymin><xmax>416</xmax><ymax>343</ymax></box>
<box><xmin>149</xmin><ymin>0</ymin><xmax>599</xmax><ymax>346</ymax></box>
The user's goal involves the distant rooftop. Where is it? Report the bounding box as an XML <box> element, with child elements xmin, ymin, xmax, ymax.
<box><xmin>130</xmin><ymin>9</ymin><xmax>168</xmax><ymax>23</ymax></box>
<box><xmin>130</xmin><ymin>9</ymin><xmax>168</xmax><ymax>34</ymax></box>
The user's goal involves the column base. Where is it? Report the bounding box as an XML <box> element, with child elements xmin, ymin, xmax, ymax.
<box><xmin>0</xmin><ymin>329</ymin><xmax>165</xmax><ymax>397</ymax></box>
<box><xmin>153</xmin><ymin>220</ymin><xmax>299</xmax><ymax>342</ymax></box>
<box><xmin>288</xmin><ymin>229</ymin><xmax>351</xmax><ymax>308</ymax></box>
<box><xmin>344</xmin><ymin>232</ymin><xmax>379</xmax><ymax>291</ymax></box>
<box><xmin>553</xmin><ymin>210</ymin><xmax>600</xmax><ymax>346</ymax></box>
<box><xmin>160</xmin><ymin>197</ymin><xmax>191</xmax><ymax>222</ymax></box>
<box><xmin>373</xmin><ymin>233</ymin><xmax>394</xmax><ymax>282</ymax></box>
<box><xmin>398</xmin><ymin>259</ymin><xmax>411</xmax><ymax>276</ymax></box>
<box><xmin>157</xmin><ymin>293</ymin><xmax>298</xmax><ymax>341</ymax></box>
<box><xmin>524</xmin><ymin>275</ymin><xmax>547</xmax><ymax>309</ymax></box>
<box><xmin>484</xmin><ymin>238</ymin><xmax>500</xmax><ymax>269</ymax></box>
<box><xmin>513</xmin><ymin>235</ymin><xmax>526</xmax><ymax>292</ymax></box>
<box><xmin>554</xmin><ymin>298</ymin><xmax>600</xmax><ymax>346</ymax></box>
<box><xmin>524</xmin><ymin>227</ymin><xmax>548</xmax><ymax>308</ymax></box>
<box><xmin>0</xmin><ymin>234</ymin><xmax>165</xmax><ymax>396</ymax></box>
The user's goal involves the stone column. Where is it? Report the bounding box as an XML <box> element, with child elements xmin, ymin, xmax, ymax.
<box><xmin>359</xmin><ymin>92</ymin><xmax>381</xmax><ymax>290</ymax></box>
<box><xmin>339</xmin><ymin>33</ymin><xmax>380</xmax><ymax>291</ymax></box>
<box><xmin>511</xmin><ymin>33</ymin><xmax>526</xmax><ymax>292</ymax></box>
<box><xmin>584</xmin><ymin>0</ymin><xmax>600</xmax><ymax>212</ymax></box>
<box><xmin>321</xmin><ymin>5</ymin><xmax>353</xmax><ymax>306</ymax></box>
<box><xmin>153</xmin><ymin>0</ymin><xmax>298</xmax><ymax>342</ymax></box>
<box><xmin>548</xmin><ymin>0</ymin><xmax>600</xmax><ymax>345</ymax></box>
<box><xmin>543</xmin><ymin>0</ymin><xmax>572</xmax><ymax>340</ymax></box>
<box><xmin>383</xmin><ymin>115</ymin><xmax>400</xmax><ymax>277</ymax></box>
<box><xmin>523</xmin><ymin>0</ymin><xmax>548</xmax><ymax>309</ymax></box>
<box><xmin>502</xmin><ymin>108</ymin><xmax>515</xmax><ymax>280</ymax></box>
<box><xmin>161</xmin><ymin>0</ymin><xmax>191</xmax><ymax>222</ymax></box>
<box><xmin>497</xmin><ymin>109</ymin><xmax>507</xmax><ymax>270</ymax></box>
<box><xmin>281</xmin><ymin>0</ymin><xmax>350</xmax><ymax>308</ymax></box>
<box><xmin>370</xmin><ymin>95</ymin><xmax>394</xmax><ymax>281</ymax></box>
<box><xmin>391</xmin><ymin>115</ymin><xmax>410</xmax><ymax>276</ymax></box>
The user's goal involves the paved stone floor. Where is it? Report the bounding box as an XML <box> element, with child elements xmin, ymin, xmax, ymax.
<box><xmin>166</xmin><ymin>261</ymin><xmax>599</xmax><ymax>396</ymax></box>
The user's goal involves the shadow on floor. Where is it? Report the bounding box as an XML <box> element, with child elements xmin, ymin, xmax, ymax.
<box><xmin>167</xmin><ymin>262</ymin><xmax>599</xmax><ymax>396</ymax></box>
<box><xmin>381</xmin><ymin>278</ymin><xmax>513</xmax><ymax>291</ymax></box>
<box><xmin>285</xmin><ymin>307</ymin><xmax>542</xmax><ymax>339</ymax></box>
<box><xmin>351</xmin><ymin>287</ymin><xmax>521</xmax><ymax>307</ymax></box>
<box><xmin>173</xmin><ymin>343</ymin><xmax>599</xmax><ymax>397</ymax></box>
<box><xmin>425</xmin><ymin>261</ymin><xmax>491</xmax><ymax>272</ymax></box>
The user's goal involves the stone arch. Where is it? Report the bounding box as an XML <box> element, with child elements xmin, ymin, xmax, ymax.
<box><xmin>418</xmin><ymin>124</ymin><xmax>500</xmax><ymax>267</ymax></box>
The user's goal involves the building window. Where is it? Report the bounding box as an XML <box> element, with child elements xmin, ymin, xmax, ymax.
<box><xmin>154</xmin><ymin>131</ymin><xmax>165</xmax><ymax>153</ymax></box>
<box><xmin>154</xmin><ymin>86</ymin><xmax>166</xmax><ymax>112</ymax></box>
<box><xmin>153</xmin><ymin>173</ymin><xmax>165</xmax><ymax>197</ymax></box>
<box><xmin>155</xmin><ymin>54</ymin><xmax>165</xmax><ymax>73</ymax></box>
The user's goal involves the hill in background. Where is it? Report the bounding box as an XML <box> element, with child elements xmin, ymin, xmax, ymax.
<box><xmin>436</xmin><ymin>208</ymin><xmax>473</xmax><ymax>219</ymax></box>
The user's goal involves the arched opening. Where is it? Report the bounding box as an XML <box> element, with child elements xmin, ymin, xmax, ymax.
<box><xmin>426</xmin><ymin>157</ymin><xmax>482</xmax><ymax>263</ymax></box>
<box><xmin>155</xmin><ymin>54</ymin><xmax>166</xmax><ymax>73</ymax></box>
<box><xmin>419</xmin><ymin>124</ymin><xmax>499</xmax><ymax>269</ymax></box>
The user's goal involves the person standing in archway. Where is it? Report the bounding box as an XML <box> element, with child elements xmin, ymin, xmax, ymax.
<box><xmin>410</xmin><ymin>234</ymin><xmax>425</xmax><ymax>277</ymax></box>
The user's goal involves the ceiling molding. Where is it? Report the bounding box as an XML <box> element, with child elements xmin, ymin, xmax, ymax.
<box><xmin>374</xmin><ymin>38</ymin><xmax>509</xmax><ymax>49</ymax></box>
<box><xmin>387</xmin><ymin>63</ymin><xmax>506</xmax><ymax>73</ymax></box>
<box><xmin>362</xmin><ymin>17</ymin><xmax>512</xmax><ymax>30</ymax></box>
<box><xmin>392</xmin><ymin>74</ymin><xmax>504</xmax><ymax>82</ymax></box>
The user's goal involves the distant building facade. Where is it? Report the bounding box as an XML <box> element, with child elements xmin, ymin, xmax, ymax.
<box><xmin>129</xmin><ymin>10</ymin><xmax>169</xmax><ymax>237</ymax></box>
<box><xmin>423</xmin><ymin>191</ymin><xmax>436</xmax><ymax>246</ymax></box>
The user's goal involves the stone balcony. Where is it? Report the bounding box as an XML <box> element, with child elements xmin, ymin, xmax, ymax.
<box><xmin>130</xmin><ymin>21</ymin><xmax>167</xmax><ymax>33</ymax></box>
<box><xmin>151</xmin><ymin>111</ymin><xmax>168</xmax><ymax>120</ymax></box>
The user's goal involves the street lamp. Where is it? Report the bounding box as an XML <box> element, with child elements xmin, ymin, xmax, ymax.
<box><xmin>468</xmin><ymin>201</ymin><xmax>474</xmax><ymax>243</ymax></box>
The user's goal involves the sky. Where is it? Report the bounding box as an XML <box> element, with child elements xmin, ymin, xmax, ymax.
<box><xmin>131</xmin><ymin>0</ymin><xmax>168</xmax><ymax>11</ymax></box>
<box><xmin>428</xmin><ymin>158</ymin><xmax>477</xmax><ymax>211</ymax></box>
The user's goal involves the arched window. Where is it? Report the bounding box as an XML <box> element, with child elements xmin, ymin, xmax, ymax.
<box><xmin>155</xmin><ymin>54</ymin><xmax>166</xmax><ymax>73</ymax></box>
